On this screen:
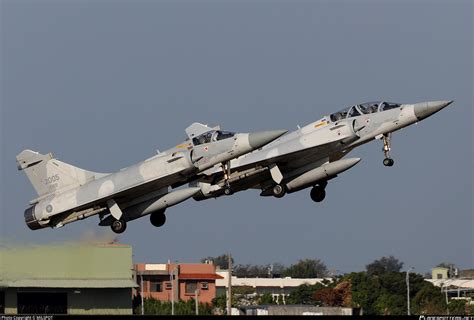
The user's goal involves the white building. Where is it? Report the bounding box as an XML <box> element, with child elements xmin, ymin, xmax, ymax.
<box><xmin>426</xmin><ymin>278</ymin><xmax>474</xmax><ymax>304</ymax></box>
<box><xmin>216</xmin><ymin>271</ymin><xmax>331</xmax><ymax>304</ymax></box>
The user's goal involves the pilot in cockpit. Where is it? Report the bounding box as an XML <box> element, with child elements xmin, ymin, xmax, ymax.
<box><xmin>211</xmin><ymin>131</ymin><xmax>219</xmax><ymax>142</ymax></box>
<box><xmin>198</xmin><ymin>135</ymin><xmax>206</xmax><ymax>145</ymax></box>
<box><xmin>367</xmin><ymin>104</ymin><xmax>378</xmax><ymax>113</ymax></box>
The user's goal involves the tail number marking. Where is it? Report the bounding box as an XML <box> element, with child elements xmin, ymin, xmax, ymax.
<box><xmin>44</xmin><ymin>174</ymin><xmax>60</xmax><ymax>185</ymax></box>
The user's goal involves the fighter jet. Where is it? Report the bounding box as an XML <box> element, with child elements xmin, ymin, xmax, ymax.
<box><xmin>16</xmin><ymin>123</ymin><xmax>286</xmax><ymax>233</ymax></box>
<box><xmin>190</xmin><ymin>101</ymin><xmax>453</xmax><ymax>203</ymax></box>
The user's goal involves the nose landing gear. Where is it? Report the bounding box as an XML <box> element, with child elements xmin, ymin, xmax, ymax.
<box><xmin>222</xmin><ymin>161</ymin><xmax>234</xmax><ymax>195</ymax></box>
<box><xmin>382</xmin><ymin>133</ymin><xmax>394</xmax><ymax>167</ymax></box>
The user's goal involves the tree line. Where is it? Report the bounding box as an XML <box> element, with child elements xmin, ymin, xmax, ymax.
<box><xmin>207</xmin><ymin>254</ymin><xmax>471</xmax><ymax>316</ymax></box>
<box><xmin>134</xmin><ymin>255</ymin><xmax>471</xmax><ymax>315</ymax></box>
<box><xmin>201</xmin><ymin>254</ymin><xmax>330</xmax><ymax>278</ymax></box>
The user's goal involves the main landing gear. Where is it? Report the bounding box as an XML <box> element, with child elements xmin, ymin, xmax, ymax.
<box><xmin>382</xmin><ymin>133</ymin><xmax>394</xmax><ymax>167</ymax></box>
<box><xmin>150</xmin><ymin>210</ymin><xmax>166</xmax><ymax>227</ymax></box>
<box><xmin>310</xmin><ymin>181</ymin><xmax>327</xmax><ymax>202</ymax></box>
<box><xmin>272</xmin><ymin>184</ymin><xmax>286</xmax><ymax>198</ymax></box>
<box><xmin>111</xmin><ymin>219</ymin><xmax>127</xmax><ymax>234</ymax></box>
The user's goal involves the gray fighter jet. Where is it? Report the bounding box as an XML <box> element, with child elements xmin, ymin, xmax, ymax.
<box><xmin>191</xmin><ymin>101</ymin><xmax>453</xmax><ymax>203</ymax></box>
<box><xmin>16</xmin><ymin>123</ymin><xmax>286</xmax><ymax>233</ymax></box>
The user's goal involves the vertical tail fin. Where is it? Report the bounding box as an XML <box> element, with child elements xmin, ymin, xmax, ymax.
<box><xmin>16</xmin><ymin>149</ymin><xmax>108</xmax><ymax>197</ymax></box>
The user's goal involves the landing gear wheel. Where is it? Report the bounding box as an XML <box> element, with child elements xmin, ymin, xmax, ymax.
<box><xmin>150</xmin><ymin>211</ymin><xmax>166</xmax><ymax>227</ymax></box>
<box><xmin>224</xmin><ymin>187</ymin><xmax>233</xmax><ymax>196</ymax></box>
<box><xmin>382</xmin><ymin>133</ymin><xmax>395</xmax><ymax>167</ymax></box>
<box><xmin>310</xmin><ymin>186</ymin><xmax>326</xmax><ymax>202</ymax></box>
<box><xmin>272</xmin><ymin>184</ymin><xmax>286</xmax><ymax>198</ymax></box>
<box><xmin>111</xmin><ymin>219</ymin><xmax>127</xmax><ymax>234</ymax></box>
<box><xmin>383</xmin><ymin>158</ymin><xmax>394</xmax><ymax>167</ymax></box>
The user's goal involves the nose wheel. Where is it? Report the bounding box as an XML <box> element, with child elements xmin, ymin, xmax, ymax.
<box><xmin>383</xmin><ymin>158</ymin><xmax>394</xmax><ymax>167</ymax></box>
<box><xmin>224</xmin><ymin>186</ymin><xmax>233</xmax><ymax>195</ymax></box>
<box><xmin>382</xmin><ymin>133</ymin><xmax>395</xmax><ymax>167</ymax></box>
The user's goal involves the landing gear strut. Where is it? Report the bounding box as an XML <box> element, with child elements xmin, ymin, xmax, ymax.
<box><xmin>382</xmin><ymin>133</ymin><xmax>394</xmax><ymax>167</ymax></box>
<box><xmin>111</xmin><ymin>219</ymin><xmax>127</xmax><ymax>234</ymax></box>
<box><xmin>222</xmin><ymin>160</ymin><xmax>233</xmax><ymax>195</ymax></box>
<box><xmin>150</xmin><ymin>210</ymin><xmax>166</xmax><ymax>227</ymax></box>
<box><xmin>310</xmin><ymin>182</ymin><xmax>327</xmax><ymax>202</ymax></box>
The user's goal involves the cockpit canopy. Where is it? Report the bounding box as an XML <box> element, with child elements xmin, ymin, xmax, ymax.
<box><xmin>329</xmin><ymin>101</ymin><xmax>401</xmax><ymax>122</ymax></box>
<box><xmin>192</xmin><ymin>130</ymin><xmax>235</xmax><ymax>146</ymax></box>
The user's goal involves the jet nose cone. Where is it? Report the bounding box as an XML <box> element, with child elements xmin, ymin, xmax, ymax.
<box><xmin>248</xmin><ymin>130</ymin><xmax>288</xmax><ymax>149</ymax></box>
<box><xmin>414</xmin><ymin>100</ymin><xmax>453</xmax><ymax>121</ymax></box>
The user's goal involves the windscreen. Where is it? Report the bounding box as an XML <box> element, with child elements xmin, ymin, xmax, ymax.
<box><xmin>330</xmin><ymin>107</ymin><xmax>351</xmax><ymax>122</ymax></box>
<box><xmin>192</xmin><ymin>130</ymin><xmax>235</xmax><ymax>145</ymax></box>
<box><xmin>358</xmin><ymin>102</ymin><xmax>380</xmax><ymax>114</ymax></box>
<box><xmin>380</xmin><ymin>102</ymin><xmax>401</xmax><ymax>111</ymax></box>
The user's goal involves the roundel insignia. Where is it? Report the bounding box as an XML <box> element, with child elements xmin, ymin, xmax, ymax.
<box><xmin>204</xmin><ymin>146</ymin><xmax>209</xmax><ymax>152</ymax></box>
<box><xmin>46</xmin><ymin>204</ymin><xmax>53</xmax><ymax>213</ymax></box>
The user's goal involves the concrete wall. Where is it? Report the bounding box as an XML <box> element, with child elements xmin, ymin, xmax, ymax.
<box><xmin>0</xmin><ymin>244</ymin><xmax>133</xmax><ymax>281</ymax></box>
<box><xmin>68</xmin><ymin>288</ymin><xmax>132</xmax><ymax>315</ymax></box>
<box><xmin>266</xmin><ymin>306</ymin><xmax>353</xmax><ymax>316</ymax></box>
<box><xmin>3</xmin><ymin>288</ymin><xmax>132</xmax><ymax>315</ymax></box>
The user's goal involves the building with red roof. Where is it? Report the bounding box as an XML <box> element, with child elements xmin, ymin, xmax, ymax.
<box><xmin>134</xmin><ymin>262</ymin><xmax>223</xmax><ymax>304</ymax></box>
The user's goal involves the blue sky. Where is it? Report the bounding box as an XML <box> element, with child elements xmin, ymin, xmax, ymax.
<box><xmin>1</xmin><ymin>0</ymin><xmax>472</xmax><ymax>274</ymax></box>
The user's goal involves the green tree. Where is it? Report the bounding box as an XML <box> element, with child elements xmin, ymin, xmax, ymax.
<box><xmin>234</xmin><ymin>264</ymin><xmax>270</xmax><ymax>277</ymax></box>
<box><xmin>373</xmin><ymin>293</ymin><xmax>406</xmax><ymax>315</ymax></box>
<box><xmin>412</xmin><ymin>282</ymin><xmax>447</xmax><ymax>315</ymax></box>
<box><xmin>233</xmin><ymin>262</ymin><xmax>287</xmax><ymax>278</ymax></box>
<box><xmin>347</xmin><ymin>272</ymin><xmax>382</xmax><ymax>314</ymax></box>
<box><xmin>436</xmin><ymin>262</ymin><xmax>455</xmax><ymax>269</ymax></box>
<box><xmin>448</xmin><ymin>299</ymin><xmax>467</xmax><ymax>315</ymax></box>
<box><xmin>348</xmin><ymin>270</ymin><xmax>437</xmax><ymax>315</ymax></box>
<box><xmin>366</xmin><ymin>256</ymin><xmax>404</xmax><ymax>276</ymax></box>
<box><xmin>201</xmin><ymin>254</ymin><xmax>233</xmax><ymax>269</ymax></box>
<box><xmin>212</xmin><ymin>294</ymin><xmax>227</xmax><ymax>311</ymax></box>
<box><xmin>271</xmin><ymin>263</ymin><xmax>286</xmax><ymax>277</ymax></box>
<box><xmin>283</xmin><ymin>259</ymin><xmax>328</xmax><ymax>278</ymax></box>
<box><xmin>313</xmin><ymin>287</ymin><xmax>340</xmax><ymax>306</ymax></box>
<box><xmin>286</xmin><ymin>282</ymin><xmax>328</xmax><ymax>305</ymax></box>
